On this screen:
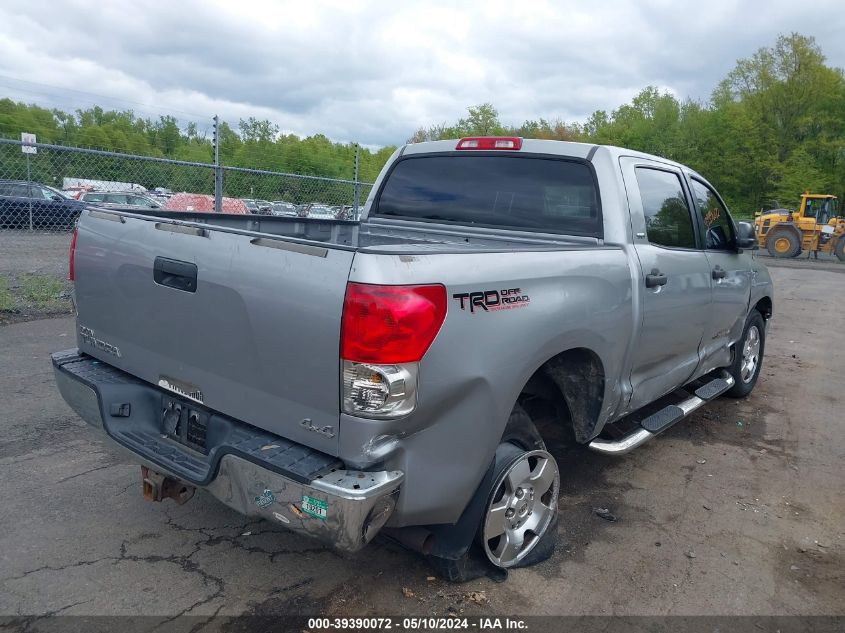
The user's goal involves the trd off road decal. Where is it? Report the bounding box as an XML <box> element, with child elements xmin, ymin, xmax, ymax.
<box><xmin>452</xmin><ymin>288</ymin><xmax>530</xmax><ymax>313</ymax></box>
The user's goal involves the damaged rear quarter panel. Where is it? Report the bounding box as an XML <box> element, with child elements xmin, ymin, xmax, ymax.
<box><xmin>342</xmin><ymin>247</ymin><xmax>633</xmax><ymax>526</ymax></box>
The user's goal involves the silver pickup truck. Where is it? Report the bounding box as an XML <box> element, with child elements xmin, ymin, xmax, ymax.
<box><xmin>53</xmin><ymin>137</ymin><xmax>773</xmax><ymax>580</ymax></box>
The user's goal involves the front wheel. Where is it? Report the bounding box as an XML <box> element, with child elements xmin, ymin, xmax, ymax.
<box><xmin>725</xmin><ymin>310</ymin><xmax>766</xmax><ymax>398</ymax></box>
<box><xmin>480</xmin><ymin>443</ymin><xmax>560</xmax><ymax>569</ymax></box>
<box><xmin>766</xmin><ymin>229</ymin><xmax>801</xmax><ymax>258</ymax></box>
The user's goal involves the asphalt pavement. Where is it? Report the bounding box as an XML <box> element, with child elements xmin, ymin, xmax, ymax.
<box><xmin>0</xmin><ymin>264</ymin><xmax>842</xmax><ymax>620</ymax></box>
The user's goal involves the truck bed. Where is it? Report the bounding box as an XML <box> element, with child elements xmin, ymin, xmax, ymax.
<box><xmin>123</xmin><ymin>208</ymin><xmax>602</xmax><ymax>253</ymax></box>
<box><xmin>72</xmin><ymin>207</ymin><xmax>605</xmax><ymax>459</ymax></box>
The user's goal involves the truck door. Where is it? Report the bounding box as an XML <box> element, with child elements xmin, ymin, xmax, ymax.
<box><xmin>687</xmin><ymin>176</ymin><xmax>752</xmax><ymax>372</ymax></box>
<box><xmin>620</xmin><ymin>158</ymin><xmax>712</xmax><ymax>411</ymax></box>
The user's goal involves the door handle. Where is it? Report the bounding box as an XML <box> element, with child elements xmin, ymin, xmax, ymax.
<box><xmin>712</xmin><ymin>266</ymin><xmax>727</xmax><ymax>280</ymax></box>
<box><xmin>645</xmin><ymin>269</ymin><xmax>668</xmax><ymax>288</ymax></box>
<box><xmin>154</xmin><ymin>257</ymin><xmax>197</xmax><ymax>293</ymax></box>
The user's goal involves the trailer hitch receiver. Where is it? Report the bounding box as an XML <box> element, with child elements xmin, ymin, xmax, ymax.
<box><xmin>141</xmin><ymin>466</ymin><xmax>196</xmax><ymax>504</ymax></box>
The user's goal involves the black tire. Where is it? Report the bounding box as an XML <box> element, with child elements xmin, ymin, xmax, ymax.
<box><xmin>477</xmin><ymin>438</ymin><xmax>559</xmax><ymax>570</ymax></box>
<box><xmin>766</xmin><ymin>228</ymin><xmax>801</xmax><ymax>258</ymax></box>
<box><xmin>502</xmin><ymin>402</ymin><xmax>546</xmax><ymax>451</ymax></box>
<box><xmin>426</xmin><ymin>404</ymin><xmax>558</xmax><ymax>581</ymax></box>
<box><xmin>725</xmin><ymin>310</ymin><xmax>766</xmax><ymax>398</ymax></box>
<box><xmin>834</xmin><ymin>236</ymin><xmax>845</xmax><ymax>262</ymax></box>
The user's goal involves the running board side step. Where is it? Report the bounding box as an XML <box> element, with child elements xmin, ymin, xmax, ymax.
<box><xmin>588</xmin><ymin>371</ymin><xmax>735</xmax><ymax>456</ymax></box>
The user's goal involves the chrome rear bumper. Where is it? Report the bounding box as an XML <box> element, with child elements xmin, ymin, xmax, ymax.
<box><xmin>53</xmin><ymin>349</ymin><xmax>403</xmax><ymax>552</ymax></box>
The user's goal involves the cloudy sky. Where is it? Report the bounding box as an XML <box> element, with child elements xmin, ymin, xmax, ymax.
<box><xmin>1</xmin><ymin>0</ymin><xmax>844</xmax><ymax>147</ymax></box>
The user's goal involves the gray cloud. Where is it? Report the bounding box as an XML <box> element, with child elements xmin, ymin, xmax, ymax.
<box><xmin>1</xmin><ymin>0</ymin><xmax>843</xmax><ymax>147</ymax></box>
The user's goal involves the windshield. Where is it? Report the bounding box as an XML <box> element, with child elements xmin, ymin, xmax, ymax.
<box><xmin>374</xmin><ymin>154</ymin><xmax>601</xmax><ymax>237</ymax></box>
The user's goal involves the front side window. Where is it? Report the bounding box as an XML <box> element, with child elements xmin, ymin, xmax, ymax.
<box><xmin>690</xmin><ymin>179</ymin><xmax>734</xmax><ymax>250</ymax></box>
<box><xmin>84</xmin><ymin>193</ymin><xmax>104</xmax><ymax>203</ymax></box>
<box><xmin>635</xmin><ymin>167</ymin><xmax>696</xmax><ymax>249</ymax></box>
<box><xmin>376</xmin><ymin>155</ymin><xmax>602</xmax><ymax>237</ymax></box>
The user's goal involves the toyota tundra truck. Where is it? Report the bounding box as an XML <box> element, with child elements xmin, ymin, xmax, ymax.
<box><xmin>52</xmin><ymin>137</ymin><xmax>773</xmax><ymax>580</ymax></box>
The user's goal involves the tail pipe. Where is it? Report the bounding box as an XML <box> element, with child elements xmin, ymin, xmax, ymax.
<box><xmin>381</xmin><ymin>526</ymin><xmax>434</xmax><ymax>555</ymax></box>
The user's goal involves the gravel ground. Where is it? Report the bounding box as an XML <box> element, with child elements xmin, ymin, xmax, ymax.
<box><xmin>0</xmin><ymin>231</ymin><xmax>73</xmax><ymax>278</ymax></box>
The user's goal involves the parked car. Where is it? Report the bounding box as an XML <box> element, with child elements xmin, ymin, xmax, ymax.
<box><xmin>54</xmin><ymin>137</ymin><xmax>772</xmax><ymax>581</ymax></box>
<box><xmin>0</xmin><ymin>179</ymin><xmax>86</xmax><ymax>229</ymax></box>
<box><xmin>163</xmin><ymin>193</ymin><xmax>248</xmax><ymax>214</ymax></box>
<box><xmin>63</xmin><ymin>186</ymin><xmax>94</xmax><ymax>199</ymax></box>
<box><xmin>241</xmin><ymin>198</ymin><xmax>260</xmax><ymax>214</ymax></box>
<box><xmin>242</xmin><ymin>198</ymin><xmax>273</xmax><ymax>215</ymax></box>
<box><xmin>301</xmin><ymin>203</ymin><xmax>340</xmax><ymax>219</ymax></box>
<box><xmin>79</xmin><ymin>191</ymin><xmax>162</xmax><ymax>209</ymax></box>
<box><xmin>270</xmin><ymin>201</ymin><xmax>299</xmax><ymax>217</ymax></box>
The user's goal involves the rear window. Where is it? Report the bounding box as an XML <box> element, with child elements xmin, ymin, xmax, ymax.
<box><xmin>374</xmin><ymin>155</ymin><xmax>601</xmax><ymax>236</ymax></box>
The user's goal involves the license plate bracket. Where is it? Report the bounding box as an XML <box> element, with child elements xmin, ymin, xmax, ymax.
<box><xmin>160</xmin><ymin>394</ymin><xmax>210</xmax><ymax>454</ymax></box>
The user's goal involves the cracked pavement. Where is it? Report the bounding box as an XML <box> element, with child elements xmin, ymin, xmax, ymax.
<box><xmin>0</xmin><ymin>262</ymin><xmax>843</xmax><ymax>619</ymax></box>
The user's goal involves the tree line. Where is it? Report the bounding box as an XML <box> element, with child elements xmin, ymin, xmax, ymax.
<box><xmin>1</xmin><ymin>33</ymin><xmax>842</xmax><ymax>217</ymax></box>
<box><xmin>0</xmin><ymin>103</ymin><xmax>394</xmax><ymax>184</ymax></box>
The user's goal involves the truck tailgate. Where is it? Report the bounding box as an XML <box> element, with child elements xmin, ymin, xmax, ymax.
<box><xmin>72</xmin><ymin>212</ymin><xmax>354</xmax><ymax>455</ymax></box>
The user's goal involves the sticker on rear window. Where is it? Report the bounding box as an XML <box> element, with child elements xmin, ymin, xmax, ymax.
<box><xmin>301</xmin><ymin>495</ymin><xmax>327</xmax><ymax>520</ymax></box>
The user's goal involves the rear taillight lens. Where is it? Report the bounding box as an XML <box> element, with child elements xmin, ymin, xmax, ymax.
<box><xmin>340</xmin><ymin>283</ymin><xmax>447</xmax><ymax>364</ymax></box>
<box><xmin>69</xmin><ymin>227</ymin><xmax>78</xmax><ymax>281</ymax></box>
<box><xmin>340</xmin><ymin>283</ymin><xmax>446</xmax><ymax>419</ymax></box>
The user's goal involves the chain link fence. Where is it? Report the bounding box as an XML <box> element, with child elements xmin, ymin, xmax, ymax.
<box><xmin>0</xmin><ymin>138</ymin><xmax>373</xmax><ymax>232</ymax></box>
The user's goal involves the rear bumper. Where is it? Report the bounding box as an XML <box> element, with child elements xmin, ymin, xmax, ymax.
<box><xmin>52</xmin><ymin>349</ymin><xmax>402</xmax><ymax>552</ymax></box>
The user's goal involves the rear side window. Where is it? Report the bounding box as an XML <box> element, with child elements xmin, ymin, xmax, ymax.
<box><xmin>635</xmin><ymin>167</ymin><xmax>696</xmax><ymax>249</ymax></box>
<box><xmin>375</xmin><ymin>155</ymin><xmax>601</xmax><ymax>237</ymax></box>
<box><xmin>1</xmin><ymin>183</ymin><xmax>29</xmax><ymax>197</ymax></box>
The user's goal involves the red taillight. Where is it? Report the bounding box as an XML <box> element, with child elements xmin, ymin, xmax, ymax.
<box><xmin>69</xmin><ymin>227</ymin><xmax>77</xmax><ymax>281</ymax></box>
<box><xmin>341</xmin><ymin>283</ymin><xmax>447</xmax><ymax>364</ymax></box>
<box><xmin>456</xmin><ymin>136</ymin><xmax>522</xmax><ymax>150</ymax></box>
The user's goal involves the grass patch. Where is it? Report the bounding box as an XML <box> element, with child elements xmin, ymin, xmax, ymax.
<box><xmin>19</xmin><ymin>273</ymin><xmax>65</xmax><ymax>307</ymax></box>
<box><xmin>0</xmin><ymin>276</ymin><xmax>13</xmax><ymax>312</ymax></box>
<box><xmin>0</xmin><ymin>272</ymin><xmax>71</xmax><ymax>323</ymax></box>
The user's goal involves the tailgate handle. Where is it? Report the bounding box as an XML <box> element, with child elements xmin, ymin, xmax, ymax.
<box><xmin>154</xmin><ymin>257</ymin><xmax>197</xmax><ymax>293</ymax></box>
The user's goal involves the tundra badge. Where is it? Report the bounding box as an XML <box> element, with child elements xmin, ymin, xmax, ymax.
<box><xmin>79</xmin><ymin>325</ymin><xmax>122</xmax><ymax>358</ymax></box>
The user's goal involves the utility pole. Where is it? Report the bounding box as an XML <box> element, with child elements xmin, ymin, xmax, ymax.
<box><xmin>213</xmin><ymin>115</ymin><xmax>222</xmax><ymax>213</ymax></box>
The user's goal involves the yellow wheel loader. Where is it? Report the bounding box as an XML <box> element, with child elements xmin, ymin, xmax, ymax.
<box><xmin>754</xmin><ymin>193</ymin><xmax>845</xmax><ymax>260</ymax></box>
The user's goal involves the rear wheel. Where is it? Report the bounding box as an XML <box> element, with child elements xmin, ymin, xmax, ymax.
<box><xmin>766</xmin><ymin>228</ymin><xmax>801</xmax><ymax>258</ymax></box>
<box><xmin>480</xmin><ymin>443</ymin><xmax>560</xmax><ymax>568</ymax></box>
<box><xmin>426</xmin><ymin>403</ymin><xmax>560</xmax><ymax>581</ymax></box>
<box><xmin>834</xmin><ymin>236</ymin><xmax>845</xmax><ymax>262</ymax></box>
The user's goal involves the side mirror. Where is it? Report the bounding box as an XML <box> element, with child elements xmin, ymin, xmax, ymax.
<box><xmin>51</xmin><ymin>194</ymin><xmax>63</xmax><ymax>201</ymax></box>
<box><xmin>736</xmin><ymin>221</ymin><xmax>756</xmax><ymax>250</ymax></box>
